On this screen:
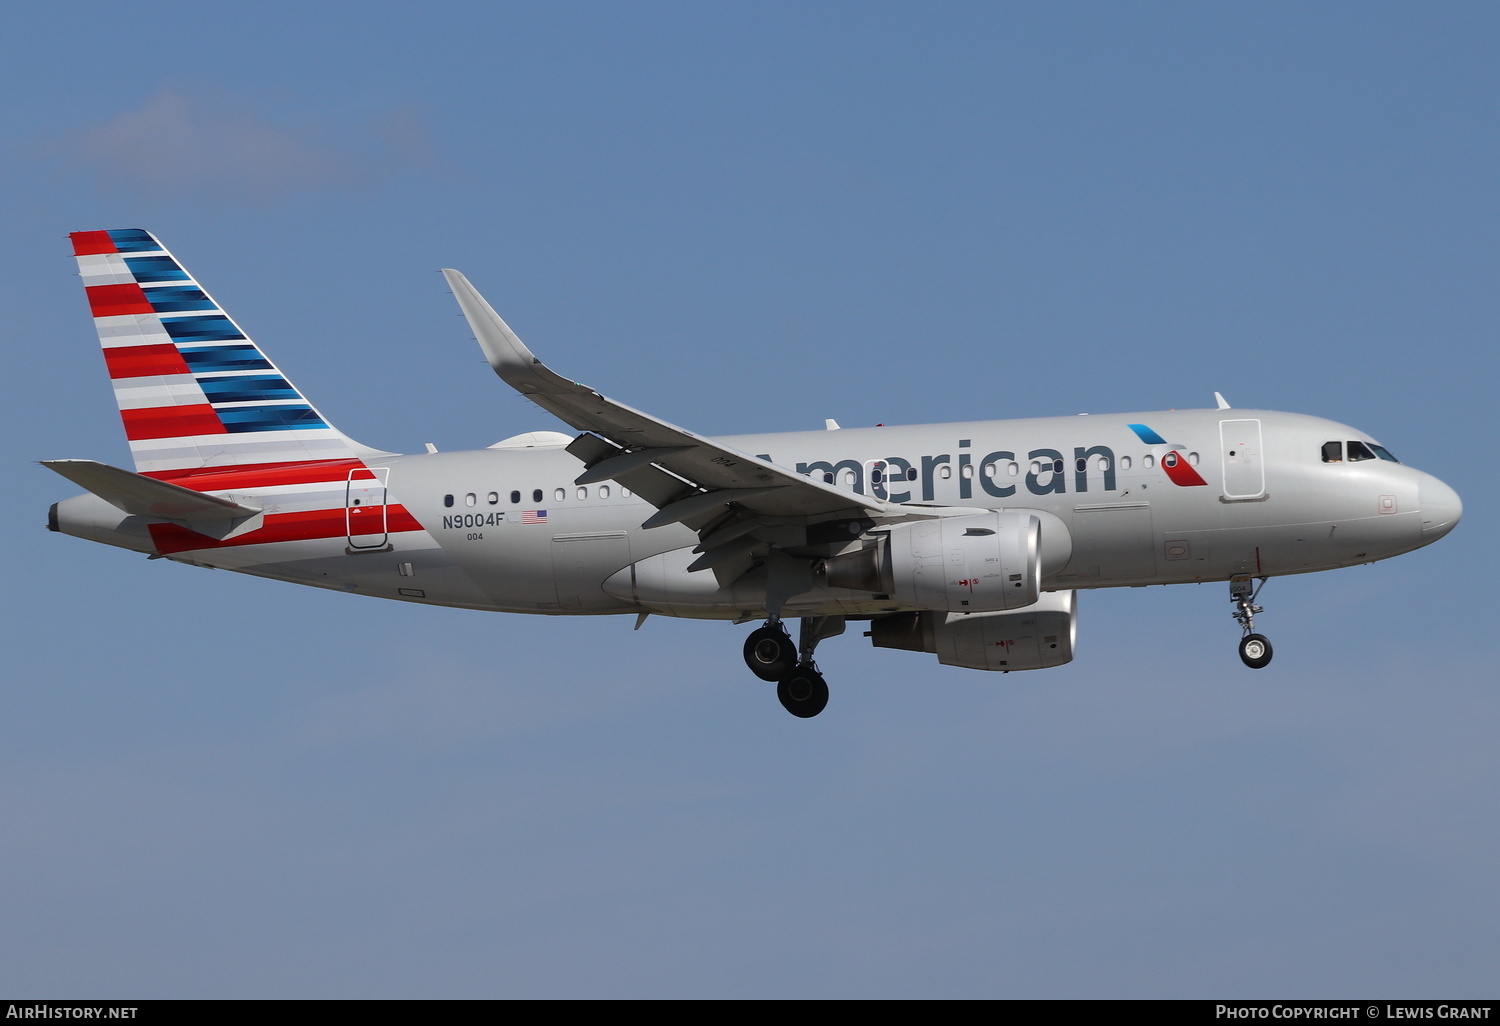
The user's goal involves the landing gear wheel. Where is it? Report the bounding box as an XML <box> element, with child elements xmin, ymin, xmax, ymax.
<box><xmin>777</xmin><ymin>668</ymin><xmax>829</xmax><ymax>718</ymax></box>
<box><xmin>1239</xmin><ymin>633</ymin><xmax>1273</xmax><ymax>669</ymax></box>
<box><xmin>744</xmin><ymin>624</ymin><xmax>797</xmax><ymax>681</ymax></box>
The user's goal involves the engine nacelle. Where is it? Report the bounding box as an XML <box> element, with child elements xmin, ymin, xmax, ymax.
<box><xmin>826</xmin><ymin>511</ymin><xmax>1040</xmax><ymax>613</ymax></box>
<box><xmin>868</xmin><ymin>590</ymin><xmax>1077</xmax><ymax>671</ymax></box>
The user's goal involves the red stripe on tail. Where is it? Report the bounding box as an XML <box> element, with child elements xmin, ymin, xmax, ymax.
<box><xmin>87</xmin><ymin>283</ymin><xmax>155</xmax><ymax>317</ymax></box>
<box><xmin>121</xmin><ymin>405</ymin><xmax>226</xmax><ymax>440</ymax></box>
<box><xmin>103</xmin><ymin>344</ymin><xmax>193</xmax><ymax>379</ymax></box>
<box><xmin>70</xmin><ymin>231</ymin><xmax>117</xmax><ymax>256</ymax></box>
<box><xmin>142</xmin><ymin>459</ymin><xmax>369</xmax><ymax>486</ymax></box>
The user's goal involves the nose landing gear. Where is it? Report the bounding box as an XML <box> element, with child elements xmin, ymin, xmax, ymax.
<box><xmin>1231</xmin><ymin>574</ymin><xmax>1273</xmax><ymax>669</ymax></box>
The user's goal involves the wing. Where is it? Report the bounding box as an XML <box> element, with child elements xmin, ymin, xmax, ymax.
<box><xmin>443</xmin><ymin>270</ymin><xmax>894</xmax><ymax>542</ymax></box>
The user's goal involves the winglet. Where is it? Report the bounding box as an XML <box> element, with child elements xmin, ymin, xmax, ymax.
<box><xmin>442</xmin><ymin>269</ymin><xmax>582</xmax><ymax>397</ymax></box>
<box><xmin>1214</xmin><ymin>392</ymin><xmax>1231</xmax><ymax>410</ymax></box>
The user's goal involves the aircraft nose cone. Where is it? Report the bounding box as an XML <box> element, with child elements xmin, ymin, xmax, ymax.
<box><xmin>1419</xmin><ymin>476</ymin><xmax>1462</xmax><ymax>540</ymax></box>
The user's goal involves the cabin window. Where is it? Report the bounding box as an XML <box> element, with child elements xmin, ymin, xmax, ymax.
<box><xmin>939</xmin><ymin>465</ymin><xmax>952</xmax><ymax>479</ymax></box>
<box><xmin>511</xmin><ymin>490</ymin><xmax>521</xmax><ymax>504</ymax></box>
<box><xmin>599</xmin><ymin>485</ymin><xmax>611</xmax><ymax>499</ymax></box>
<box><xmin>443</xmin><ymin>494</ymin><xmax>454</xmax><ymax>507</ymax></box>
<box><xmin>1143</xmin><ymin>455</ymin><xmax>1155</xmax><ymax>469</ymax></box>
<box><xmin>961</xmin><ymin>464</ymin><xmax>974</xmax><ymax>479</ymax></box>
<box><xmin>577</xmin><ymin>487</ymin><xmax>588</xmax><ymax>500</ymax></box>
<box><xmin>982</xmin><ymin>463</ymin><xmax>996</xmax><ymax>479</ymax></box>
<box><xmin>533</xmin><ymin>489</ymin><xmax>543</xmax><ymax>503</ymax></box>
<box><xmin>1187</xmin><ymin>452</ymin><xmax>1199</xmax><ymax>466</ymax></box>
<box><xmin>487</xmin><ymin>492</ymin><xmax>499</xmax><ymax>505</ymax></box>
<box><xmin>1347</xmin><ymin>440</ymin><xmax>1377</xmax><ymax>462</ymax></box>
<box><xmin>554</xmin><ymin>487</ymin><xmax>566</xmax><ymax>502</ymax></box>
<box><xmin>1075</xmin><ymin>458</ymin><xmax>1087</xmax><ymax>473</ymax></box>
<box><xmin>907</xmin><ymin>467</ymin><xmax>917</xmax><ymax>481</ymax></box>
<box><xmin>465</xmin><ymin>493</ymin><xmax>476</xmax><ymax>506</ymax></box>
<box><xmin>1052</xmin><ymin>458</ymin><xmax>1064</xmax><ymax>475</ymax></box>
<box><xmin>1322</xmin><ymin>441</ymin><xmax>1343</xmax><ymax>463</ymax></box>
<box><xmin>621</xmin><ymin>487</ymin><xmax>631</xmax><ymax>497</ymax></box>
<box><xmin>1007</xmin><ymin>461</ymin><xmax>1019</xmax><ymax>477</ymax></box>
<box><xmin>841</xmin><ymin>469</ymin><xmax>857</xmax><ymax>486</ymax></box>
<box><xmin>1120</xmin><ymin>456</ymin><xmax>1131</xmax><ymax>470</ymax></box>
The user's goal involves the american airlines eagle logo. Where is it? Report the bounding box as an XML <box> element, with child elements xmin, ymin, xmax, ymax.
<box><xmin>1127</xmin><ymin>423</ymin><xmax>1208</xmax><ymax>487</ymax></box>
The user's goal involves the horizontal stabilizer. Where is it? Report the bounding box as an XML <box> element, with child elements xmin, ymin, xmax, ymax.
<box><xmin>40</xmin><ymin>459</ymin><xmax>261</xmax><ymax>522</ymax></box>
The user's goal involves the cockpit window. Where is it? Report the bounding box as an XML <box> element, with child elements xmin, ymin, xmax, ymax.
<box><xmin>1347</xmin><ymin>440</ymin><xmax>1377</xmax><ymax>462</ymax></box>
<box><xmin>1370</xmin><ymin>444</ymin><xmax>1400</xmax><ymax>463</ymax></box>
<box><xmin>1321</xmin><ymin>441</ymin><xmax>1343</xmax><ymax>463</ymax></box>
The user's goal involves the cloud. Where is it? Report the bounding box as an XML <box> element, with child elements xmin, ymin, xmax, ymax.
<box><xmin>65</xmin><ymin>86</ymin><xmax>449</xmax><ymax>198</ymax></box>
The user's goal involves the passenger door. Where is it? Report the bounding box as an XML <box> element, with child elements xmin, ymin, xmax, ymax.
<box><xmin>1219</xmin><ymin>419</ymin><xmax>1265</xmax><ymax>500</ymax></box>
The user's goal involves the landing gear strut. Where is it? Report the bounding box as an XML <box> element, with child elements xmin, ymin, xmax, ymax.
<box><xmin>1231</xmin><ymin>575</ymin><xmax>1273</xmax><ymax>669</ymax></box>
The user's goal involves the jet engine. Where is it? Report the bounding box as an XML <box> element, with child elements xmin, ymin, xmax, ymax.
<box><xmin>825</xmin><ymin>511</ymin><xmax>1041</xmax><ymax>613</ymax></box>
<box><xmin>868</xmin><ymin>590</ymin><xmax>1077</xmax><ymax>671</ymax></box>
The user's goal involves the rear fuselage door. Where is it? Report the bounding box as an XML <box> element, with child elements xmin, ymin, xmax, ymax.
<box><xmin>1219</xmin><ymin>419</ymin><xmax>1265</xmax><ymax>500</ymax></box>
<box><xmin>346</xmin><ymin>467</ymin><xmax>390</xmax><ymax>549</ymax></box>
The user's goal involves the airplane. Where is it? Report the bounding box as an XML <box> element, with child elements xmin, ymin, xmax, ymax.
<box><xmin>44</xmin><ymin>229</ymin><xmax>1463</xmax><ymax>718</ymax></box>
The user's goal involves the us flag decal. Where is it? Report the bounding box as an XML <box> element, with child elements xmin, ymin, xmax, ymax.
<box><xmin>521</xmin><ymin>510</ymin><xmax>548</xmax><ymax>524</ymax></box>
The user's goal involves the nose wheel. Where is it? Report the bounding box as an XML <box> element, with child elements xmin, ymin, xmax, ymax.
<box><xmin>1238</xmin><ymin>633</ymin><xmax>1273</xmax><ymax>669</ymax></box>
<box><xmin>1230</xmin><ymin>575</ymin><xmax>1273</xmax><ymax>669</ymax></box>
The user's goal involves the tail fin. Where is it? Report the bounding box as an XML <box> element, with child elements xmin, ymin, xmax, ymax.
<box><xmin>69</xmin><ymin>229</ymin><xmax>383</xmax><ymax>477</ymax></box>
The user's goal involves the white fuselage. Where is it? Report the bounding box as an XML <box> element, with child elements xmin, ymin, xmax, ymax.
<box><xmin>52</xmin><ymin>407</ymin><xmax>1462</xmax><ymax>620</ymax></box>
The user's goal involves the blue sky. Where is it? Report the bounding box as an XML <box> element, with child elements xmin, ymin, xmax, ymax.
<box><xmin>2</xmin><ymin>2</ymin><xmax>1495</xmax><ymax>998</ymax></box>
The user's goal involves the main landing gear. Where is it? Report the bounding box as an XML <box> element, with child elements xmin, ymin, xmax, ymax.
<box><xmin>1231</xmin><ymin>575</ymin><xmax>1273</xmax><ymax>669</ymax></box>
<box><xmin>742</xmin><ymin>616</ymin><xmax>843</xmax><ymax>718</ymax></box>
<box><xmin>743</xmin><ymin>623</ymin><xmax>797</xmax><ymax>681</ymax></box>
<box><xmin>777</xmin><ymin>667</ymin><xmax>829</xmax><ymax>719</ymax></box>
